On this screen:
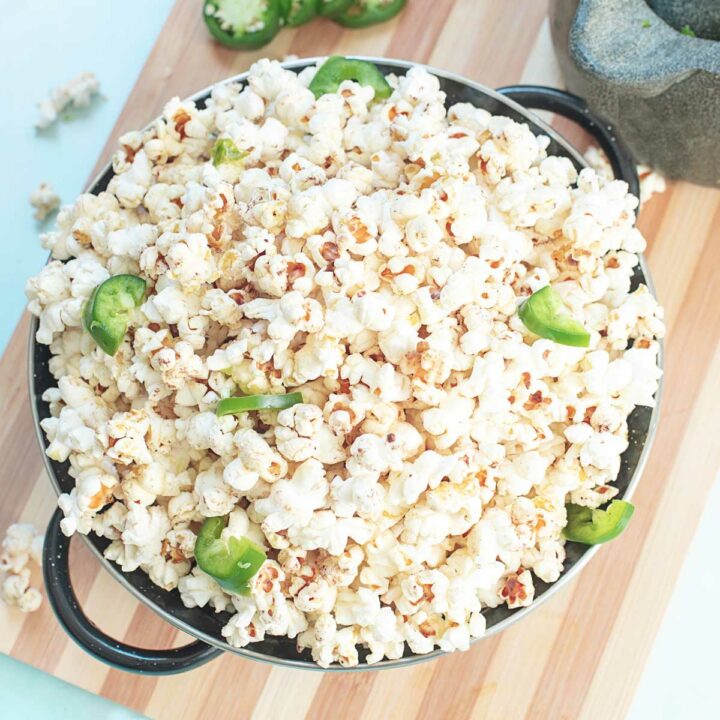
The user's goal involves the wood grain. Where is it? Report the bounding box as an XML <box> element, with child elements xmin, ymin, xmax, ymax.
<box><xmin>2</xmin><ymin>1</ymin><xmax>718</xmax><ymax>718</ymax></box>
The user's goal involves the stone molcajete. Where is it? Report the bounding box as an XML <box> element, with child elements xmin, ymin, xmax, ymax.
<box><xmin>550</xmin><ymin>0</ymin><xmax>720</xmax><ymax>186</ymax></box>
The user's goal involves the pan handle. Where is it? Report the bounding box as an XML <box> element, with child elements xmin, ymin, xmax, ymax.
<box><xmin>497</xmin><ymin>85</ymin><xmax>640</xmax><ymax>201</ymax></box>
<box><xmin>43</xmin><ymin>508</ymin><xmax>223</xmax><ymax>675</ymax></box>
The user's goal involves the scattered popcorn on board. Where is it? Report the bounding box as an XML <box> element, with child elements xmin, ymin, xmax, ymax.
<box><xmin>0</xmin><ymin>524</ymin><xmax>44</xmax><ymax>613</ymax></box>
<box><xmin>583</xmin><ymin>146</ymin><xmax>666</xmax><ymax>208</ymax></box>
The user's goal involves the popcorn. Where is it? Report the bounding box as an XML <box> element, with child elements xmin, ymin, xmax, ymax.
<box><xmin>107</xmin><ymin>223</ymin><xmax>157</xmax><ymax>259</ymax></box>
<box><xmin>0</xmin><ymin>524</ymin><xmax>44</xmax><ymax>613</ymax></box>
<box><xmin>334</xmin><ymin>587</ymin><xmax>381</xmax><ymax>627</ymax></box>
<box><xmin>242</xmin><ymin>292</ymin><xmax>323</xmax><ymax>341</ymax></box>
<box><xmin>41</xmin><ymin>407</ymin><xmax>99</xmax><ymax>463</ymax></box>
<box><xmin>499</xmin><ymin>451</ymin><xmax>553</xmax><ymax>497</ymax></box>
<box><xmin>253</xmin><ymin>459</ymin><xmax>329</xmax><ymax>534</ymax></box>
<box><xmin>421</xmin><ymin>392</ymin><xmax>474</xmax><ymax>449</ymax></box>
<box><xmin>156</xmin><ymin>231</ymin><xmax>216</xmax><ymax>291</ymax></box>
<box><xmin>184</xmin><ymin>411</ymin><xmax>235</xmax><ymax>456</ymax></box>
<box><xmin>26</xmin><ymin>59</ymin><xmax>664</xmax><ymax>667</ymax></box>
<box><xmin>179</xmin><ymin>566</ymin><xmax>232</xmax><ymax>613</ymax></box>
<box><xmin>387</xmin><ymin>450</ymin><xmax>453</xmax><ymax>510</ymax></box>
<box><xmin>35</xmin><ymin>71</ymin><xmax>101</xmax><ymax>129</ymax></box>
<box><xmin>288</xmin><ymin>511</ymin><xmax>372</xmax><ymax>556</ymax></box>
<box><xmin>352</xmin><ymin>291</ymin><xmax>395</xmax><ymax>331</ymax></box>
<box><xmin>29</xmin><ymin>181</ymin><xmax>60</xmax><ymax>220</ymax></box>
<box><xmin>116</xmin><ymin>504</ymin><xmax>171</xmax><ymax>572</ymax></box>
<box><xmin>107</xmin><ymin>409</ymin><xmax>153</xmax><ymax>466</ymax></box>
<box><xmin>275</xmin><ymin>403</ymin><xmax>323</xmax><ymax>461</ymax></box>
<box><xmin>108</xmin><ymin>150</ymin><xmax>153</xmax><ymax>209</ymax></box>
<box><xmin>26</xmin><ymin>255</ymin><xmax>109</xmax><ymax>345</ymax></box>
<box><xmin>500</xmin><ymin>569</ymin><xmax>535</xmax><ymax>609</ymax></box>
<box><xmin>2</xmin><ymin>569</ymin><xmax>43</xmax><ymax>613</ymax></box>
<box><xmin>0</xmin><ymin>524</ymin><xmax>43</xmax><ymax>575</ymax></box>
<box><xmin>294</xmin><ymin>579</ymin><xmax>338</xmax><ymax>614</ymax></box>
<box><xmin>194</xmin><ymin>464</ymin><xmax>236</xmax><ymax>517</ymax></box>
<box><xmin>93</xmin><ymin>501</ymin><xmax>128</xmax><ymax>539</ymax></box>
<box><xmin>253</xmin><ymin>253</ymin><xmax>316</xmax><ymax>297</ymax></box>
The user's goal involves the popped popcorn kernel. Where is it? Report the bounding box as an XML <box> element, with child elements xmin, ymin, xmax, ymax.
<box><xmin>29</xmin><ymin>181</ymin><xmax>60</xmax><ymax>221</ymax></box>
<box><xmin>0</xmin><ymin>524</ymin><xmax>44</xmax><ymax>613</ymax></box>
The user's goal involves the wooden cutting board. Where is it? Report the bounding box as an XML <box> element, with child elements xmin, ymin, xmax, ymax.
<box><xmin>2</xmin><ymin>1</ymin><xmax>719</xmax><ymax>718</ymax></box>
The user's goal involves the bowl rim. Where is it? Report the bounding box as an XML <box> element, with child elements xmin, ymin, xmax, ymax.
<box><xmin>28</xmin><ymin>55</ymin><xmax>663</xmax><ymax>672</ymax></box>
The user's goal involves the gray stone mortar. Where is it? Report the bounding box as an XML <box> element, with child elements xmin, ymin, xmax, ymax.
<box><xmin>550</xmin><ymin>0</ymin><xmax>720</xmax><ymax>186</ymax></box>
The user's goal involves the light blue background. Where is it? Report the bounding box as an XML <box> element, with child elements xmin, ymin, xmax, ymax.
<box><xmin>0</xmin><ymin>655</ymin><xmax>145</xmax><ymax>720</ymax></box>
<box><xmin>0</xmin><ymin>1</ymin><xmax>172</xmax><ymax>717</ymax></box>
<box><xmin>0</xmin><ymin>0</ymin><xmax>174</xmax><ymax>350</ymax></box>
<box><xmin>0</xmin><ymin>2</ymin><xmax>717</xmax><ymax>718</ymax></box>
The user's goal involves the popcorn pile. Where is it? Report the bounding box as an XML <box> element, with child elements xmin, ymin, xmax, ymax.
<box><xmin>0</xmin><ymin>524</ymin><xmax>44</xmax><ymax>613</ymax></box>
<box><xmin>26</xmin><ymin>59</ymin><xmax>664</xmax><ymax>666</ymax></box>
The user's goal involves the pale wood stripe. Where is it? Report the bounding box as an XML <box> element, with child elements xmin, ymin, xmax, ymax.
<box><xmin>251</xmin><ymin>668</ymin><xmax>323</xmax><ymax>720</ymax></box>
<box><xmin>3</xmin><ymin>2</ymin><xmax>719</xmax><ymax>718</ymax></box>
<box><xmin>582</xmin><ymin>344</ymin><xmax>720</xmax><ymax>718</ymax></box>
<box><xmin>636</xmin><ymin>184</ymin><xmax>671</xmax><ymax>253</ymax></box>
<box><xmin>0</xmin><ymin>460</ymin><xmax>106</xmax><ymax>674</ymax></box>
<box><xmin>191</xmin><ymin>656</ymin><xmax>271</xmax><ymax>719</ymax></box>
<box><xmin>53</xmin><ymin>567</ymin><xmax>146</xmax><ymax>690</ymax></box>
<box><xmin>53</xmin><ymin>637</ymin><xmax>112</xmax><ymax>696</ymax></box>
<box><xmin>151</xmin><ymin>639</ymin><xmax>275</xmax><ymax>719</ymax></box>
<box><xmin>144</xmin><ymin>634</ymin><xmax>256</xmax><ymax>720</ymax></box>
<box><xmin>644</xmin><ymin>185</ymin><xmax>720</xmax><ymax>328</ymax></box>
<box><xmin>144</xmin><ymin>661</ymin><xmax>222</xmax><ymax>720</ymax></box>
<box><xmin>0</xmin><ymin>605</ymin><xmax>21</xmax><ymax>654</ymax></box>
<box><xmin>520</xmin><ymin>17</ymin><xmax>563</xmax><ymax>88</ymax></box>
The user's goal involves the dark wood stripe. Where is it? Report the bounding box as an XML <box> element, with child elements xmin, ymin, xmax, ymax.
<box><xmin>306</xmin><ymin>670</ymin><xmax>379</xmax><ymax>720</ymax></box>
<box><xmin>197</xmin><ymin>657</ymin><xmax>272</xmax><ymax>720</ymax></box>
<box><xmin>416</xmin><ymin>637</ymin><xmax>502</xmax><ymax>720</ymax></box>
<box><xmin>289</xmin><ymin>17</ymin><xmax>345</xmax><ymax>58</ymax></box>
